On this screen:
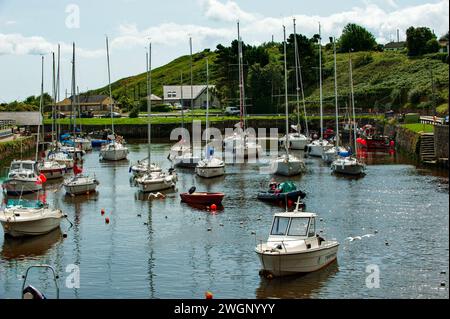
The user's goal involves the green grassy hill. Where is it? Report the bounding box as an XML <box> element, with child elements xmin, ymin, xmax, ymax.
<box><xmin>88</xmin><ymin>47</ymin><xmax>449</xmax><ymax>115</ymax></box>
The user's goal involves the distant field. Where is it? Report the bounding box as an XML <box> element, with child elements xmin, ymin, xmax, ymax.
<box><xmin>401</xmin><ymin>123</ymin><xmax>434</xmax><ymax>133</ymax></box>
<box><xmin>44</xmin><ymin>114</ymin><xmax>383</xmax><ymax>126</ymax></box>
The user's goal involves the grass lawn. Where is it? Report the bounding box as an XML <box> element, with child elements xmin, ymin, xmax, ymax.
<box><xmin>401</xmin><ymin>123</ymin><xmax>434</xmax><ymax>133</ymax></box>
<box><xmin>44</xmin><ymin>114</ymin><xmax>384</xmax><ymax>126</ymax></box>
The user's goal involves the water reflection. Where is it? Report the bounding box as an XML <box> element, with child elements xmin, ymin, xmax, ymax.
<box><xmin>255</xmin><ymin>261</ymin><xmax>339</xmax><ymax>299</ymax></box>
<box><xmin>1</xmin><ymin>228</ymin><xmax>62</xmax><ymax>261</ymax></box>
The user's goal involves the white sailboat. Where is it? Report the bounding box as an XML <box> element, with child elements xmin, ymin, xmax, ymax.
<box><xmin>223</xmin><ymin>22</ymin><xmax>261</xmax><ymax>159</ymax></box>
<box><xmin>255</xmin><ymin>199</ymin><xmax>339</xmax><ymax>277</ymax></box>
<box><xmin>323</xmin><ymin>37</ymin><xmax>347</xmax><ymax>163</ymax></box>
<box><xmin>136</xmin><ymin>43</ymin><xmax>178</xmax><ymax>192</ymax></box>
<box><xmin>307</xmin><ymin>23</ymin><xmax>333</xmax><ymax>158</ymax></box>
<box><xmin>2</xmin><ymin>57</ymin><xmax>46</xmax><ymax>195</ymax></box>
<box><xmin>331</xmin><ymin>51</ymin><xmax>365</xmax><ymax>176</ymax></box>
<box><xmin>100</xmin><ymin>36</ymin><xmax>129</xmax><ymax>161</ymax></box>
<box><xmin>196</xmin><ymin>58</ymin><xmax>225</xmax><ymax>178</ymax></box>
<box><xmin>0</xmin><ymin>199</ymin><xmax>64</xmax><ymax>237</ymax></box>
<box><xmin>271</xmin><ymin>26</ymin><xmax>306</xmax><ymax>177</ymax></box>
<box><xmin>279</xmin><ymin>19</ymin><xmax>311</xmax><ymax>151</ymax></box>
<box><xmin>38</xmin><ymin>52</ymin><xmax>67</xmax><ymax>180</ymax></box>
<box><xmin>63</xmin><ymin>168</ymin><xmax>99</xmax><ymax>195</ymax></box>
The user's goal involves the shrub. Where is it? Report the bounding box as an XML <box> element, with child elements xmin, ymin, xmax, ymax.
<box><xmin>354</xmin><ymin>53</ymin><xmax>374</xmax><ymax>68</ymax></box>
<box><xmin>408</xmin><ymin>88</ymin><xmax>427</xmax><ymax>105</ymax></box>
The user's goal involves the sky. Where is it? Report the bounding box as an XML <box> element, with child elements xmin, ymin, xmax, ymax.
<box><xmin>0</xmin><ymin>0</ymin><xmax>448</xmax><ymax>102</ymax></box>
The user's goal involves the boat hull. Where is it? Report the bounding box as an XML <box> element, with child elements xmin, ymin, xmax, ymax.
<box><xmin>138</xmin><ymin>180</ymin><xmax>175</xmax><ymax>193</ymax></box>
<box><xmin>100</xmin><ymin>149</ymin><xmax>128</xmax><ymax>161</ymax></box>
<box><xmin>180</xmin><ymin>192</ymin><xmax>224</xmax><ymax>205</ymax></box>
<box><xmin>64</xmin><ymin>182</ymin><xmax>98</xmax><ymax>195</ymax></box>
<box><xmin>195</xmin><ymin>165</ymin><xmax>225</xmax><ymax>178</ymax></box>
<box><xmin>2</xmin><ymin>179</ymin><xmax>42</xmax><ymax>195</ymax></box>
<box><xmin>257</xmin><ymin>190</ymin><xmax>306</xmax><ymax>203</ymax></box>
<box><xmin>256</xmin><ymin>243</ymin><xmax>339</xmax><ymax>276</ymax></box>
<box><xmin>271</xmin><ymin>158</ymin><xmax>306</xmax><ymax>176</ymax></box>
<box><xmin>0</xmin><ymin>211</ymin><xmax>63</xmax><ymax>237</ymax></box>
<box><xmin>38</xmin><ymin>168</ymin><xmax>65</xmax><ymax>180</ymax></box>
<box><xmin>331</xmin><ymin>163</ymin><xmax>365</xmax><ymax>175</ymax></box>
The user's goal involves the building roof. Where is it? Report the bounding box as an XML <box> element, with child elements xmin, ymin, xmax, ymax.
<box><xmin>0</xmin><ymin>112</ymin><xmax>42</xmax><ymax>125</ymax></box>
<box><xmin>163</xmin><ymin>85</ymin><xmax>215</xmax><ymax>100</ymax></box>
<box><xmin>384</xmin><ymin>41</ymin><xmax>407</xmax><ymax>49</ymax></box>
<box><xmin>57</xmin><ymin>94</ymin><xmax>113</xmax><ymax>105</ymax></box>
<box><xmin>143</xmin><ymin>94</ymin><xmax>162</xmax><ymax>101</ymax></box>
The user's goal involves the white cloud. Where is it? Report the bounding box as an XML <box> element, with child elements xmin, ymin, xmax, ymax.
<box><xmin>0</xmin><ymin>33</ymin><xmax>104</xmax><ymax>58</ymax></box>
<box><xmin>111</xmin><ymin>22</ymin><xmax>233</xmax><ymax>49</ymax></box>
<box><xmin>4</xmin><ymin>20</ymin><xmax>17</xmax><ymax>25</ymax></box>
<box><xmin>198</xmin><ymin>0</ymin><xmax>257</xmax><ymax>22</ymax></box>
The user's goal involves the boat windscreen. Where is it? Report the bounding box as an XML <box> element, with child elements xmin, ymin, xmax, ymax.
<box><xmin>270</xmin><ymin>217</ymin><xmax>290</xmax><ymax>236</ymax></box>
<box><xmin>287</xmin><ymin>217</ymin><xmax>310</xmax><ymax>236</ymax></box>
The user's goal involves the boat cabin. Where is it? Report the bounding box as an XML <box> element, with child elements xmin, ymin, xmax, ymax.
<box><xmin>8</xmin><ymin>160</ymin><xmax>38</xmax><ymax>177</ymax></box>
<box><xmin>267</xmin><ymin>211</ymin><xmax>317</xmax><ymax>242</ymax></box>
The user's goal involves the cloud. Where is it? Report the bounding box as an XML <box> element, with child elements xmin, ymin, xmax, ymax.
<box><xmin>111</xmin><ymin>22</ymin><xmax>233</xmax><ymax>49</ymax></box>
<box><xmin>4</xmin><ymin>20</ymin><xmax>17</xmax><ymax>25</ymax></box>
<box><xmin>198</xmin><ymin>0</ymin><xmax>257</xmax><ymax>22</ymax></box>
<box><xmin>0</xmin><ymin>33</ymin><xmax>104</xmax><ymax>58</ymax></box>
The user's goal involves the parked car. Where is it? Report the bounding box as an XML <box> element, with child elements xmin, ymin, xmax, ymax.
<box><xmin>101</xmin><ymin>112</ymin><xmax>121</xmax><ymax>118</ymax></box>
<box><xmin>224</xmin><ymin>107</ymin><xmax>240</xmax><ymax>116</ymax></box>
<box><xmin>80</xmin><ymin>111</ymin><xmax>94</xmax><ymax>118</ymax></box>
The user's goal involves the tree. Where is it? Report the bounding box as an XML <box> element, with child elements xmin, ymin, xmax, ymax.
<box><xmin>406</xmin><ymin>27</ymin><xmax>438</xmax><ymax>56</ymax></box>
<box><xmin>339</xmin><ymin>23</ymin><xmax>377</xmax><ymax>52</ymax></box>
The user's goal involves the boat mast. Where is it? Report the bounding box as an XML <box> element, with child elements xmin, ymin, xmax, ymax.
<box><xmin>237</xmin><ymin>21</ymin><xmax>245</xmax><ymax>131</ymax></box>
<box><xmin>51</xmin><ymin>52</ymin><xmax>56</xmax><ymax>148</ymax></box>
<box><xmin>36</xmin><ymin>56</ymin><xmax>44</xmax><ymax>162</ymax></box>
<box><xmin>333</xmin><ymin>37</ymin><xmax>339</xmax><ymax>147</ymax></box>
<box><xmin>189</xmin><ymin>37</ymin><xmax>194</xmax><ymax>112</ymax></box>
<box><xmin>180</xmin><ymin>72</ymin><xmax>184</xmax><ymax>130</ymax></box>
<box><xmin>318</xmin><ymin>23</ymin><xmax>323</xmax><ymax>141</ymax></box>
<box><xmin>77</xmin><ymin>86</ymin><xmax>81</xmax><ymax>134</ymax></box>
<box><xmin>146</xmin><ymin>43</ymin><xmax>152</xmax><ymax>170</ymax></box>
<box><xmin>71</xmin><ymin>43</ymin><xmax>76</xmax><ymax>144</ymax></box>
<box><xmin>283</xmin><ymin>26</ymin><xmax>289</xmax><ymax>157</ymax></box>
<box><xmin>293</xmin><ymin>19</ymin><xmax>309</xmax><ymax>137</ymax></box>
<box><xmin>56</xmin><ymin>44</ymin><xmax>61</xmax><ymax>145</ymax></box>
<box><xmin>293</xmin><ymin>19</ymin><xmax>301</xmax><ymax>133</ymax></box>
<box><xmin>349</xmin><ymin>51</ymin><xmax>357</xmax><ymax>154</ymax></box>
<box><xmin>205</xmin><ymin>58</ymin><xmax>210</xmax><ymax>158</ymax></box>
<box><xmin>106</xmin><ymin>36</ymin><xmax>114</xmax><ymax>136</ymax></box>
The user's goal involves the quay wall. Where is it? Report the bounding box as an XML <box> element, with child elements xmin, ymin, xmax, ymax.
<box><xmin>434</xmin><ymin>124</ymin><xmax>449</xmax><ymax>160</ymax></box>
<box><xmin>0</xmin><ymin>136</ymin><xmax>36</xmax><ymax>162</ymax></box>
<box><xmin>385</xmin><ymin>124</ymin><xmax>420</xmax><ymax>158</ymax></box>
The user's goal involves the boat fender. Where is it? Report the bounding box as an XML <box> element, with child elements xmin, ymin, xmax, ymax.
<box><xmin>188</xmin><ymin>186</ymin><xmax>196</xmax><ymax>194</ymax></box>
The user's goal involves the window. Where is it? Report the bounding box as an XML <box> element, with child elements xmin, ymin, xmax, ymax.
<box><xmin>308</xmin><ymin>218</ymin><xmax>315</xmax><ymax>237</ymax></box>
<box><xmin>11</xmin><ymin>163</ymin><xmax>20</xmax><ymax>170</ymax></box>
<box><xmin>167</xmin><ymin>91</ymin><xmax>177</xmax><ymax>98</ymax></box>
<box><xmin>270</xmin><ymin>217</ymin><xmax>290</xmax><ymax>236</ymax></box>
<box><xmin>287</xmin><ymin>217</ymin><xmax>310</xmax><ymax>236</ymax></box>
<box><xmin>23</xmin><ymin>164</ymin><xmax>33</xmax><ymax>170</ymax></box>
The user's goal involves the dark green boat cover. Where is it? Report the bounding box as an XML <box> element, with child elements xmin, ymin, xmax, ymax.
<box><xmin>278</xmin><ymin>181</ymin><xmax>297</xmax><ymax>193</ymax></box>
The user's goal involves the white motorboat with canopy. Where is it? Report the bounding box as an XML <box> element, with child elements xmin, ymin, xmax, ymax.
<box><xmin>63</xmin><ymin>163</ymin><xmax>99</xmax><ymax>195</ymax></box>
<box><xmin>255</xmin><ymin>199</ymin><xmax>339</xmax><ymax>277</ymax></box>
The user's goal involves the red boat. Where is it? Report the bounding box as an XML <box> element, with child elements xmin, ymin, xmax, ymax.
<box><xmin>180</xmin><ymin>192</ymin><xmax>224</xmax><ymax>206</ymax></box>
<box><xmin>357</xmin><ymin>125</ymin><xmax>394</xmax><ymax>151</ymax></box>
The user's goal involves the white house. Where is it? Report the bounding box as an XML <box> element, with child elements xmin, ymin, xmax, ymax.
<box><xmin>163</xmin><ymin>85</ymin><xmax>219</xmax><ymax>109</ymax></box>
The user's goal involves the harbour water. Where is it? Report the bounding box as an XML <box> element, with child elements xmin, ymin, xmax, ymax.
<box><xmin>0</xmin><ymin>141</ymin><xmax>448</xmax><ymax>299</ymax></box>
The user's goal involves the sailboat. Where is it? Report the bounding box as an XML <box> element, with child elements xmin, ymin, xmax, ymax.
<box><xmin>331</xmin><ymin>51</ymin><xmax>365</xmax><ymax>176</ymax></box>
<box><xmin>323</xmin><ymin>37</ymin><xmax>347</xmax><ymax>163</ymax></box>
<box><xmin>279</xmin><ymin>19</ymin><xmax>311</xmax><ymax>151</ymax></box>
<box><xmin>2</xmin><ymin>57</ymin><xmax>45</xmax><ymax>195</ymax></box>
<box><xmin>169</xmin><ymin>39</ymin><xmax>201</xmax><ymax>168</ymax></box>
<box><xmin>307</xmin><ymin>23</ymin><xmax>333</xmax><ymax>158</ymax></box>
<box><xmin>100</xmin><ymin>36</ymin><xmax>129</xmax><ymax>161</ymax></box>
<box><xmin>195</xmin><ymin>58</ymin><xmax>225</xmax><ymax>178</ymax></box>
<box><xmin>223</xmin><ymin>22</ymin><xmax>261</xmax><ymax>159</ymax></box>
<box><xmin>136</xmin><ymin>43</ymin><xmax>178</xmax><ymax>192</ymax></box>
<box><xmin>38</xmin><ymin>52</ymin><xmax>67</xmax><ymax>180</ymax></box>
<box><xmin>270</xmin><ymin>26</ymin><xmax>306</xmax><ymax>177</ymax></box>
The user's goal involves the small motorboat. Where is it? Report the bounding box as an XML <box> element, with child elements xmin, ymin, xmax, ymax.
<box><xmin>0</xmin><ymin>199</ymin><xmax>64</xmax><ymax>237</ymax></box>
<box><xmin>37</xmin><ymin>160</ymin><xmax>66</xmax><ymax>180</ymax></box>
<box><xmin>130</xmin><ymin>159</ymin><xmax>162</xmax><ymax>176</ymax></box>
<box><xmin>135</xmin><ymin>169</ymin><xmax>178</xmax><ymax>193</ymax></box>
<box><xmin>47</xmin><ymin>150</ymin><xmax>74</xmax><ymax>170</ymax></box>
<box><xmin>255</xmin><ymin>199</ymin><xmax>339</xmax><ymax>277</ymax></box>
<box><xmin>195</xmin><ymin>156</ymin><xmax>225</xmax><ymax>178</ymax></box>
<box><xmin>63</xmin><ymin>163</ymin><xmax>99</xmax><ymax>195</ymax></box>
<box><xmin>257</xmin><ymin>181</ymin><xmax>306</xmax><ymax>205</ymax></box>
<box><xmin>180</xmin><ymin>186</ymin><xmax>224</xmax><ymax>206</ymax></box>
<box><xmin>2</xmin><ymin>160</ymin><xmax>43</xmax><ymax>195</ymax></box>
<box><xmin>331</xmin><ymin>154</ymin><xmax>365</xmax><ymax>176</ymax></box>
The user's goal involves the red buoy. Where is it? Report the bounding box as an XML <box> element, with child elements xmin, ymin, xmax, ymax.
<box><xmin>205</xmin><ymin>291</ymin><xmax>213</xmax><ymax>299</ymax></box>
<box><xmin>211</xmin><ymin>204</ymin><xmax>217</xmax><ymax>211</ymax></box>
<box><xmin>105</xmin><ymin>217</ymin><xmax>110</xmax><ymax>224</ymax></box>
<box><xmin>101</xmin><ymin>209</ymin><xmax>105</xmax><ymax>215</ymax></box>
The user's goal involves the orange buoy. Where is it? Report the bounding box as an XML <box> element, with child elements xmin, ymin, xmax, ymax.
<box><xmin>211</xmin><ymin>204</ymin><xmax>217</xmax><ymax>211</ymax></box>
<box><xmin>205</xmin><ymin>291</ymin><xmax>213</xmax><ymax>299</ymax></box>
<box><xmin>101</xmin><ymin>209</ymin><xmax>105</xmax><ymax>215</ymax></box>
<box><xmin>105</xmin><ymin>217</ymin><xmax>110</xmax><ymax>224</ymax></box>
